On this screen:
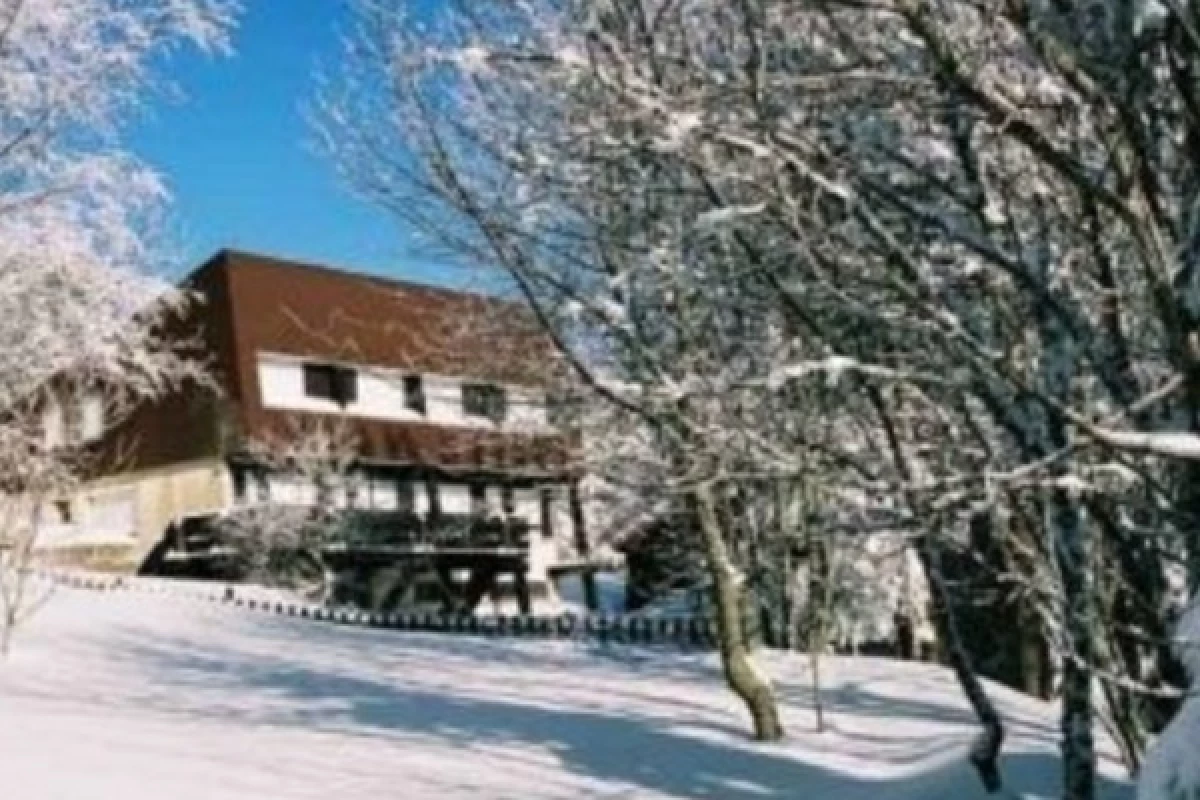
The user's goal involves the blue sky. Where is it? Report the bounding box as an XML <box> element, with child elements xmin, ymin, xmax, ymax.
<box><xmin>130</xmin><ymin>0</ymin><xmax>455</xmax><ymax>285</ymax></box>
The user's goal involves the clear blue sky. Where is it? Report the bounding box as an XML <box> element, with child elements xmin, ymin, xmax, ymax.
<box><xmin>130</xmin><ymin>0</ymin><xmax>456</xmax><ymax>285</ymax></box>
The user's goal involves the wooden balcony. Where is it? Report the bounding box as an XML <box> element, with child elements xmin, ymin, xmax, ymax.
<box><xmin>335</xmin><ymin>511</ymin><xmax>532</xmax><ymax>556</ymax></box>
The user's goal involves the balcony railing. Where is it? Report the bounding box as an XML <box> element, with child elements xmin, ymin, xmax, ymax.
<box><xmin>334</xmin><ymin>511</ymin><xmax>531</xmax><ymax>553</ymax></box>
<box><xmin>158</xmin><ymin>510</ymin><xmax>532</xmax><ymax>572</ymax></box>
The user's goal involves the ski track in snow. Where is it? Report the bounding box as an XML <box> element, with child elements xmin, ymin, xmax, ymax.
<box><xmin>0</xmin><ymin>586</ymin><xmax>1134</xmax><ymax>799</ymax></box>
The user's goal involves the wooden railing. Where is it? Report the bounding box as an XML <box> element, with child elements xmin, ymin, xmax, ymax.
<box><xmin>340</xmin><ymin>511</ymin><xmax>531</xmax><ymax>552</ymax></box>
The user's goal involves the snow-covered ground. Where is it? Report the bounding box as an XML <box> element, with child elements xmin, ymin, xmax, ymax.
<box><xmin>0</xmin><ymin>586</ymin><xmax>1133</xmax><ymax>799</ymax></box>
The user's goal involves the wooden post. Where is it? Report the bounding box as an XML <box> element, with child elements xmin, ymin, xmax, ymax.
<box><xmin>462</xmin><ymin>563</ymin><xmax>499</xmax><ymax>613</ymax></box>
<box><xmin>568</xmin><ymin>482</ymin><xmax>598</xmax><ymax>611</ymax></box>
<box><xmin>514</xmin><ymin>563</ymin><xmax>532</xmax><ymax>615</ymax></box>
<box><xmin>425</xmin><ymin>476</ymin><xmax>441</xmax><ymax>518</ymax></box>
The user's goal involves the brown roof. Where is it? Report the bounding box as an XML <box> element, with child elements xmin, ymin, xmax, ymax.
<box><xmin>191</xmin><ymin>249</ymin><xmax>555</xmax><ymax>395</ymax></box>
<box><xmin>98</xmin><ymin>250</ymin><xmax>574</xmax><ymax>478</ymax></box>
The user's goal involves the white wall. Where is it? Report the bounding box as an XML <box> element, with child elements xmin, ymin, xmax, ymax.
<box><xmin>256</xmin><ymin>352</ymin><xmax>552</xmax><ymax>433</ymax></box>
<box><xmin>86</xmin><ymin>490</ymin><xmax>138</xmax><ymax>540</ymax></box>
<box><xmin>39</xmin><ymin>488</ymin><xmax>137</xmax><ymax>548</ymax></box>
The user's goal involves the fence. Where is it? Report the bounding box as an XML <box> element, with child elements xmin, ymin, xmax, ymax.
<box><xmin>36</xmin><ymin>570</ymin><xmax>719</xmax><ymax>649</ymax></box>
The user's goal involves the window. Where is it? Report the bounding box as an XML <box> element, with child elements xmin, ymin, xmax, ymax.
<box><xmin>546</xmin><ymin>392</ymin><xmax>571</xmax><ymax>429</ymax></box>
<box><xmin>365</xmin><ymin>473</ymin><xmax>415</xmax><ymax>513</ymax></box>
<box><xmin>501</xmin><ymin>486</ymin><xmax>515</xmax><ymax>515</ymax></box>
<box><xmin>462</xmin><ymin>383</ymin><xmax>507</xmax><ymax>422</ymax></box>
<box><xmin>336</xmin><ymin>368</ymin><xmax>358</xmax><ymax>404</ymax></box>
<box><xmin>397</xmin><ymin>480</ymin><xmax>416</xmax><ymax>513</ymax></box>
<box><xmin>303</xmin><ymin>363</ymin><xmax>335</xmax><ymax>399</ymax></box>
<box><xmin>234</xmin><ymin>468</ymin><xmax>276</xmax><ymax>505</ymax></box>
<box><xmin>425</xmin><ymin>479</ymin><xmax>441</xmax><ymax>517</ymax></box>
<box><xmin>369</xmin><ymin>473</ymin><xmax>398</xmax><ymax>511</ymax></box>
<box><xmin>303</xmin><ymin>363</ymin><xmax>358</xmax><ymax>406</ymax></box>
<box><xmin>404</xmin><ymin>374</ymin><xmax>426</xmax><ymax>414</ymax></box>
<box><xmin>80</xmin><ymin>395</ymin><xmax>104</xmax><ymax>441</ymax></box>
<box><xmin>43</xmin><ymin>396</ymin><xmax>104</xmax><ymax>447</ymax></box>
<box><xmin>469</xmin><ymin>483</ymin><xmax>488</xmax><ymax>516</ymax></box>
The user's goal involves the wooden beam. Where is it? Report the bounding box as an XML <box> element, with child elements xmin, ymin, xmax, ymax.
<box><xmin>514</xmin><ymin>565</ymin><xmax>532</xmax><ymax>615</ymax></box>
<box><xmin>569</xmin><ymin>482</ymin><xmax>599</xmax><ymax>611</ymax></box>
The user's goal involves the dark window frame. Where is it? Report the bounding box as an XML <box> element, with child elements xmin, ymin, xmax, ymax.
<box><xmin>403</xmin><ymin>374</ymin><xmax>427</xmax><ymax>414</ymax></box>
<box><xmin>468</xmin><ymin>483</ymin><xmax>488</xmax><ymax>516</ymax></box>
<box><xmin>546</xmin><ymin>392</ymin><xmax>570</xmax><ymax>430</ymax></box>
<box><xmin>335</xmin><ymin>367</ymin><xmax>358</xmax><ymax>405</ymax></box>
<box><xmin>396</xmin><ymin>480</ymin><xmax>416</xmax><ymax>513</ymax></box>
<box><xmin>462</xmin><ymin>382</ymin><xmax>507</xmax><ymax>423</ymax></box>
<box><xmin>303</xmin><ymin>362</ymin><xmax>358</xmax><ymax>406</ymax></box>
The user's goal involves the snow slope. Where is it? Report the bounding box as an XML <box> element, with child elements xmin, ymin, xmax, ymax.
<box><xmin>0</xmin><ymin>586</ymin><xmax>1133</xmax><ymax>799</ymax></box>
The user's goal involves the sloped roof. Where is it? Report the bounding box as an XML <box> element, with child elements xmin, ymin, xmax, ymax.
<box><xmin>192</xmin><ymin>249</ymin><xmax>554</xmax><ymax>396</ymax></box>
<box><xmin>94</xmin><ymin>250</ymin><xmax>575</xmax><ymax>479</ymax></box>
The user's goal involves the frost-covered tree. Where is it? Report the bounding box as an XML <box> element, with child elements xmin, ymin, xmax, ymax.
<box><xmin>320</xmin><ymin>0</ymin><xmax>803</xmax><ymax>739</ymax></box>
<box><xmin>1138</xmin><ymin>601</ymin><xmax>1200</xmax><ymax>800</ymax></box>
<box><xmin>316</xmin><ymin>0</ymin><xmax>996</xmax><ymax>751</ymax></box>
<box><xmin>0</xmin><ymin>0</ymin><xmax>238</xmax><ymax>654</ymax></box>
<box><xmin>319</xmin><ymin>0</ymin><xmax>1200</xmax><ymax>791</ymax></box>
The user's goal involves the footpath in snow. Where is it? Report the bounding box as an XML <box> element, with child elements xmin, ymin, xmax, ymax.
<box><xmin>0</xmin><ymin>585</ymin><xmax>1134</xmax><ymax>799</ymax></box>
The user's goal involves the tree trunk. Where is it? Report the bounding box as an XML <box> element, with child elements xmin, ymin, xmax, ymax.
<box><xmin>869</xmin><ymin>387</ymin><xmax>1006</xmax><ymax>792</ymax></box>
<box><xmin>1018</xmin><ymin>604</ymin><xmax>1051</xmax><ymax>700</ymax></box>
<box><xmin>695</xmin><ymin>486</ymin><xmax>785</xmax><ymax>742</ymax></box>
<box><xmin>1179</xmin><ymin>460</ymin><xmax>1200</xmax><ymax>595</ymax></box>
<box><xmin>0</xmin><ymin>603</ymin><xmax>15</xmax><ymax>658</ymax></box>
<box><xmin>810</xmin><ymin>643</ymin><xmax>826</xmax><ymax>733</ymax></box>
<box><xmin>1050</xmin><ymin>489</ymin><xmax>1096</xmax><ymax>800</ymax></box>
<box><xmin>781</xmin><ymin>543</ymin><xmax>796</xmax><ymax>651</ymax></box>
<box><xmin>808</xmin><ymin>530</ymin><xmax>830</xmax><ymax>731</ymax></box>
<box><xmin>0</xmin><ymin>514</ymin><xmax>37</xmax><ymax>660</ymax></box>
<box><xmin>915</xmin><ymin>535</ymin><xmax>1007</xmax><ymax>793</ymax></box>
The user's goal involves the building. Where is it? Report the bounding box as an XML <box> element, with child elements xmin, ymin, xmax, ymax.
<box><xmin>44</xmin><ymin>250</ymin><xmax>593</xmax><ymax>611</ymax></box>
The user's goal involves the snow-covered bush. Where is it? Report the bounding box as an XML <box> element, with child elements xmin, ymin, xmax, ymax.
<box><xmin>213</xmin><ymin>419</ymin><xmax>357</xmax><ymax>602</ymax></box>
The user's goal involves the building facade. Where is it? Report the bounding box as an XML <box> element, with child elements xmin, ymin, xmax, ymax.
<box><xmin>45</xmin><ymin>250</ymin><xmax>592</xmax><ymax>610</ymax></box>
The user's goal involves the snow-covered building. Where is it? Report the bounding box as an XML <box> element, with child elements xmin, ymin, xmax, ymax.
<box><xmin>45</xmin><ymin>250</ymin><xmax>593</xmax><ymax>611</ymax></box>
